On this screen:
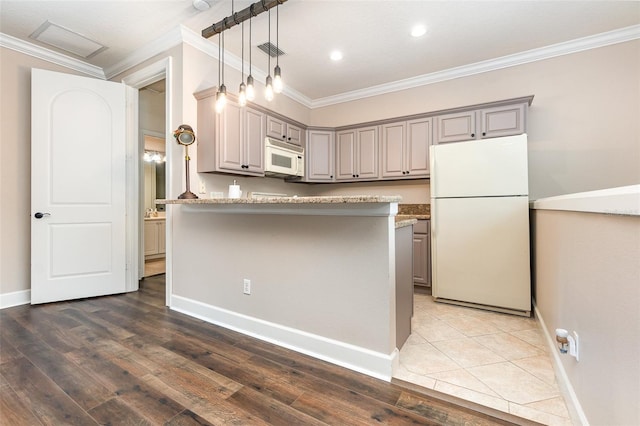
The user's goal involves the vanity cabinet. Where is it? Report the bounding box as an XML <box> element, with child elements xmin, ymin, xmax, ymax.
<box><xmin>335</xmin><ymin>126</ymin><xmax>379</xmax><ymax>181</ymax></box>
<box><xmin>266</xmin><ymin>115</ymin><xmax>304</xmax><ymax>146</ymax></box>
<box><xmin>381</xmin><ymin>117</ymin><xmax>431</xmax><ymax>179</ymax></box>
<box><xmin>305</xmin><ymin>130</ymin><xmax>335</xmax><ymax>182</ymax></box>
<box><xmin>434</xmin><ymin>102</ymin><xmax>527</xmax><ymax>144</ymax></box>
<box><xmin>144</xmin><ymin>219</ymin><xmax>165</xmax><ymax>259</ymax></box>
<box><xmin>413</xmin><ymin>220</ymin><xmax>431</xmax><ymax>288</ymax></box>
<box><xmin>196</xmin><ymin>89</ymin><xmax>265</xmax><ymax>176</ymax></box>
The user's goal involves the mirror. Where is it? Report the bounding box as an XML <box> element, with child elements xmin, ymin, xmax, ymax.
<box><xmin>143</xmin><ymin>133</ymin><xmax>166</xmax><ymax>212</ymax></box>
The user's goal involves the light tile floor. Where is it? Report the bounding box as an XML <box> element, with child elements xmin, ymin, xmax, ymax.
<box><xmin>395</xmin><ymin>292</ymin><xmax>573</xmax><ymax>425</ymax></box>
<box><xmin>144</xmin><ymin>258</ymin><xmax>165</xmax><ymax>277</ymax></box>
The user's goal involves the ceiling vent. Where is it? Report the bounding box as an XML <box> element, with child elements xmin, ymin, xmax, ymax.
<box><xmin>30</xmin><ymin>21</ymin><xmax>107</xmax><ymax>59</ymax></box>
<box><xmin>257</xmin><ymin>42</ymin><xmax>284</xmax><ymax>58</ymax></box>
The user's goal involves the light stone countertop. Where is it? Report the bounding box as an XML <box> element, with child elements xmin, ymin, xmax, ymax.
<box><xmin>396</xmin><ymin>214</ymin><xmax>430</xmax><ymax>221</ymax></box>
<box><xmin>157</xmin><ymin>195</ymin><xmax>402</xmax><ymax>205</ymax></box>
<box><xmin>395</xmin><ymin>218</ymin><xmax>418</xmax><ymax>229</ymax></box>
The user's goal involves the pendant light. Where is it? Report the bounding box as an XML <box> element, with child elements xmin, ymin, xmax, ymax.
<box><xmin>264</xmin><ymin>8</ymin><xmax>274</xmax><ymax>102</ymax></box>
<box><xmin>273</xmin><ymin>2</ymin><xmax>283</xmax><ymax>94</ymax></box>
<box><xmin>215</xmin><ymin>30</ymin><xmax>227</xmax><ymax>113</ymax></box>
<box><xmin>238</xmin><ymin>20</ymin><xmax>247</xmax><ymax>107</ymax></box>
<box><xmin>245</xmin><ymin>5</ymin><xmax>256</xmax><ymax>101</ymax></box>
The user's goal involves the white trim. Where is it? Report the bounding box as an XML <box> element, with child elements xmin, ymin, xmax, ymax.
<box><xmin>0</xmin><ymin>290</ymin><xmax>31</xmax><ymax>309</ymax></box>
<box><xmin>310</xmin><ymin>24</ymin><xmax>640</xmax><ymax>108</ymax></box>
<box><xmin>532</xmin><ymin>185</ymin><xmax>640</xmax><ymax>216</ymax></box>
<box><xmin>170</xmin><ymin>294</ymin><xmax>398</xmax><ymax>381</ymax></box>
<box><xmin>0</xmin><ymin>32</ymin><xmax>105</xmax><ymax>79</ymax></box>
<box><xmin>124</xmin><ymin>85</ymin><xmax>140</xmax><ymax>292</ymax></box>
<box><xmin>105</xmin><ymin>27</ymin><xmax>183</xmax><ymax>80</ymax></box>
<box><xmin>121</xmin><ymin>57</ymin><xmax>173</xmax><ymax>306</ymax></box>
<box><xmin>534</xmin><ymin>301</ymin><xmax>590</xmax><ymax>426</ymax></box>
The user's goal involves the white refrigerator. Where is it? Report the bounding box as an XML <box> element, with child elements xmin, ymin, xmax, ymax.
<box><xmin>430</xmin><ymin>134</ymin><xmax>531</xmax><ymax>316</ymax></box>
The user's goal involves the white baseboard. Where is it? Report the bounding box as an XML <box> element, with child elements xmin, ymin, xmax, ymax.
<box><xmin>0</xmin><ymin>289</ymin><xmax>31</xmax><ymax>309</ymax></box>
<box><xmin>533</xmin><ymin>301</ymin><xmax>590</xmax><ymax>426</ymax></box>
<box><xmin>170</xmin><ymin>294</ymin><xmax>397</xmax><ymax>381</ymax></box>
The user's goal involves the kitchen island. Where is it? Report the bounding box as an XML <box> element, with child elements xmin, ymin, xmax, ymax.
<box><xmin>158</xmin><ymin>195</ymin><xmax>408</xmax><ymax>380</ymax></box>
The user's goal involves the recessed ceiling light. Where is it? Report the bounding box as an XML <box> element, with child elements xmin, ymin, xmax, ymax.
<box><xmin>411</xmin><ymin>25</ymin><xmax>427</xmax><ymax>38</ymax></box>
<box><xmin>330</xmin><ymin>50</ymin><xmax>343</xmax><ymax>61</ymax></box>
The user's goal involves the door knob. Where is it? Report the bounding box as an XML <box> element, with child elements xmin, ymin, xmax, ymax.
<box><xmin>34</xmin><ymin>212</ymin><xmax>51</xmax><ymax>219</ymax></box>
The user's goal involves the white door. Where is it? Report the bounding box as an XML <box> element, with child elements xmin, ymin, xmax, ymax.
<box><xmin>31</xmin><ymin>68</ymin><xmax>127</xmax><ymax>304</ymax></box>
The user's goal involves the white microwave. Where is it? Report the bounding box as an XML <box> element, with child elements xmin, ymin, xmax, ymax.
<box><xmin>264</xmin><ymin>137</ymin><xmax>304</xmax><ymax>178</ymax></box>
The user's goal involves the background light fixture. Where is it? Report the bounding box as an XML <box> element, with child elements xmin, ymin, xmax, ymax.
<box><xmin>411</xmin><ymin>24</ymin><xmax>427</xmax><ymax>37</ymax></box>
<box><xmin>238</xmin><ymin>20</ymin><xmax>247</xmax><ymax>106</ymax></box>
<box><xmin>264</xmin><ymin>8</ymin><xmax>274</xmax><ymax>101</ymax></box>
<box><xmin>246</xmin><ymin>6</ymin><xmax>255</xmax><ymax>101</ymax></box>
<box><xmin>273</xmin><ymin>2</ymin><xmax>283</xmax><ymax>94</ymax></box>
<box><xmin>215</xmin><ymin>30</ymin><xmax>227</xmax><ymax>113</ymax></box>
<box><xmin>330</xmin><ymin>50</ymin><xmax>343</xmax><ymax>61</ymax></box>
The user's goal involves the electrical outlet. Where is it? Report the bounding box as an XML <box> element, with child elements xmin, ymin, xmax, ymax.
<box><xmin>199</xmin><ymin>180</ymin><xmax>206</xmax><ymax>194</ymax></box>
<box><xmin>243</xmin><ymin>279</ymin><xmax>251</xmax><ymax>295</ymax></box>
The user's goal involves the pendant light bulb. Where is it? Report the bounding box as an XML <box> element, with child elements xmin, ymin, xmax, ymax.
<box><xmin>238</xmin><ymin>82</ymin><xmax>247</xmax><ymax>107</ymax></box>
<box><xmin>246</xmin><ymin>75</ymin><xmax>255</xmax><ymax>101</ymax></box>
<box><xmin>273</xmin><ymin>65</ymin><xmax>283</xmax><ymax>94</ymax></box>
<box><xmin>215</xmin><ymin>84</ymin><xmax>227</xmax><ymax>113</ymax></box>
<box><xmin>265</xmin><ymin>75</ymin><xmax>274</xmax><ymax>102</ymax></box>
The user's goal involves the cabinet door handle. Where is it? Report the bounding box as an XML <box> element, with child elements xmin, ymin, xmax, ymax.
<box><xmin>482</xmin><ymin>132</ymin><xmax>486</xmax><ymax>136</ymax></box>
<box><xmin>471</xmin><ymin>133</ymin><xmax>475</xmax><ymax>138</ymax></box>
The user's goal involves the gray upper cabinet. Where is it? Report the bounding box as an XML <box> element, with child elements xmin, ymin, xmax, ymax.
<box><xmin>381</xmin><ymin>118</ymin><xmax>431</xmax><ymax>179</ymax></box>
<box><xmin>479</xmin><ymin>103</ymin><xmax>526</xmax><ymax>139</ymax></box>
<box><xmin>381</xmin><ymin>122</ymin><xmax>406</xmax><ymax>178</ymax></box>
<box><xmin>266</xmin><ymin>115</ymin><xmax>304</xmax><ymax>146</ymax></box>
<box><xmin>195</xmin><ymin>89</ymin><xmax>264</xmax><ymax>176</ymax></box>
<box><xmin>306</xmin><ymin>130</ymin><xmax>334</xmax><ymax>182</ymax></box>
<box><xmin>434</xmin><ymin>101</ymin><xmax>529</xmax><ymax>144</ymax></box>
<box><xmin>336</xmin><ymin>126</ymin><xmax>379</xmax><ymax>181</ymax></box>
<box><xmin>434</xmin><ymin>111</ymin><xmax>476</xmax><ymax>144</ymax></box>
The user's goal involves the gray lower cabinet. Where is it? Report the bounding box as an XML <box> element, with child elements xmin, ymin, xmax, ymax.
<box><xmin>395</xmin><ymin>224</ymin><xmax>413</xmax><ymax>349</ymax></box>
<box><xmin>305</xmin><ymin>130</ymin><xmax>334</xmax><ymax>182</ymax></box>
<box><xmin>434</xmin><ymin>102</ymin><xmax>527</xmax><ymax>144</ymax></box>
<box><xmin>413</xmin><ymin>220</ymin><xmax>431</xmax><ymax>288</ymax></box>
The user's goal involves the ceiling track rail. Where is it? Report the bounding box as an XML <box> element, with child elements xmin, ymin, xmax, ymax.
<box><xmin>201</xmin><ymin>0</ymin><xmax>287</xmax><ymax>39</ymax></box>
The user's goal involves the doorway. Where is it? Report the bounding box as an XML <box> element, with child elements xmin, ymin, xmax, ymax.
<box><xmin>140</xmin><ymin>80</ymin><xmax>167</xmax><ymax>278</ymax></box>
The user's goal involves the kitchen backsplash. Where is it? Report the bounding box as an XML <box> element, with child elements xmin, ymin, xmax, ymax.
<box><xmin>398</xmin><ymin>203</ymin><xmax>430</xmax><ymax>216</ymax></box>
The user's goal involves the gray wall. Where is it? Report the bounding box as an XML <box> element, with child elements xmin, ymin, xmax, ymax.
<box><xmin>310</xmin><ymin>40</ymin><xmax>640</xmax><ymax>201</ymax></box>
<box><xmin>532</xmin><ymin>209</ymin><xmax>640</xmax><ymax>425</ymax></box>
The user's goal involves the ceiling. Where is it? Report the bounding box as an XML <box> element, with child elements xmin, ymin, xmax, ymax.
<box><xmin>1</xmin><ymin>0</ymin><xmax>639</xmax><ymax>104</ymax></box>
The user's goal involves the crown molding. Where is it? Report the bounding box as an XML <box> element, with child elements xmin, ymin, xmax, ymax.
<box><xmin>103</xmin><ymin>26</ymin><xmax>184</xmax><ymax>80</ymax></box>
<box><xmin>4</xmin><ymin>23</ymin><xmax>638</xmax><ymax>109</ymax></box>
<box><xmin>0</xmin><ymin>32</ymin><xmax>105</xmax><ymax>79</ymax></box>
<box><xmin>310</xmin><ymin>24</ymin><xmax>640</xmax><ymax>109</ymax></box>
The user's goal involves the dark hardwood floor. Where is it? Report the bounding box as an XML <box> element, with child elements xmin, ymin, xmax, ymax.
<box><xmin>0</xmin><ymin>276</ymin><xmax>539</xmax><ymax>425</ymax></box>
